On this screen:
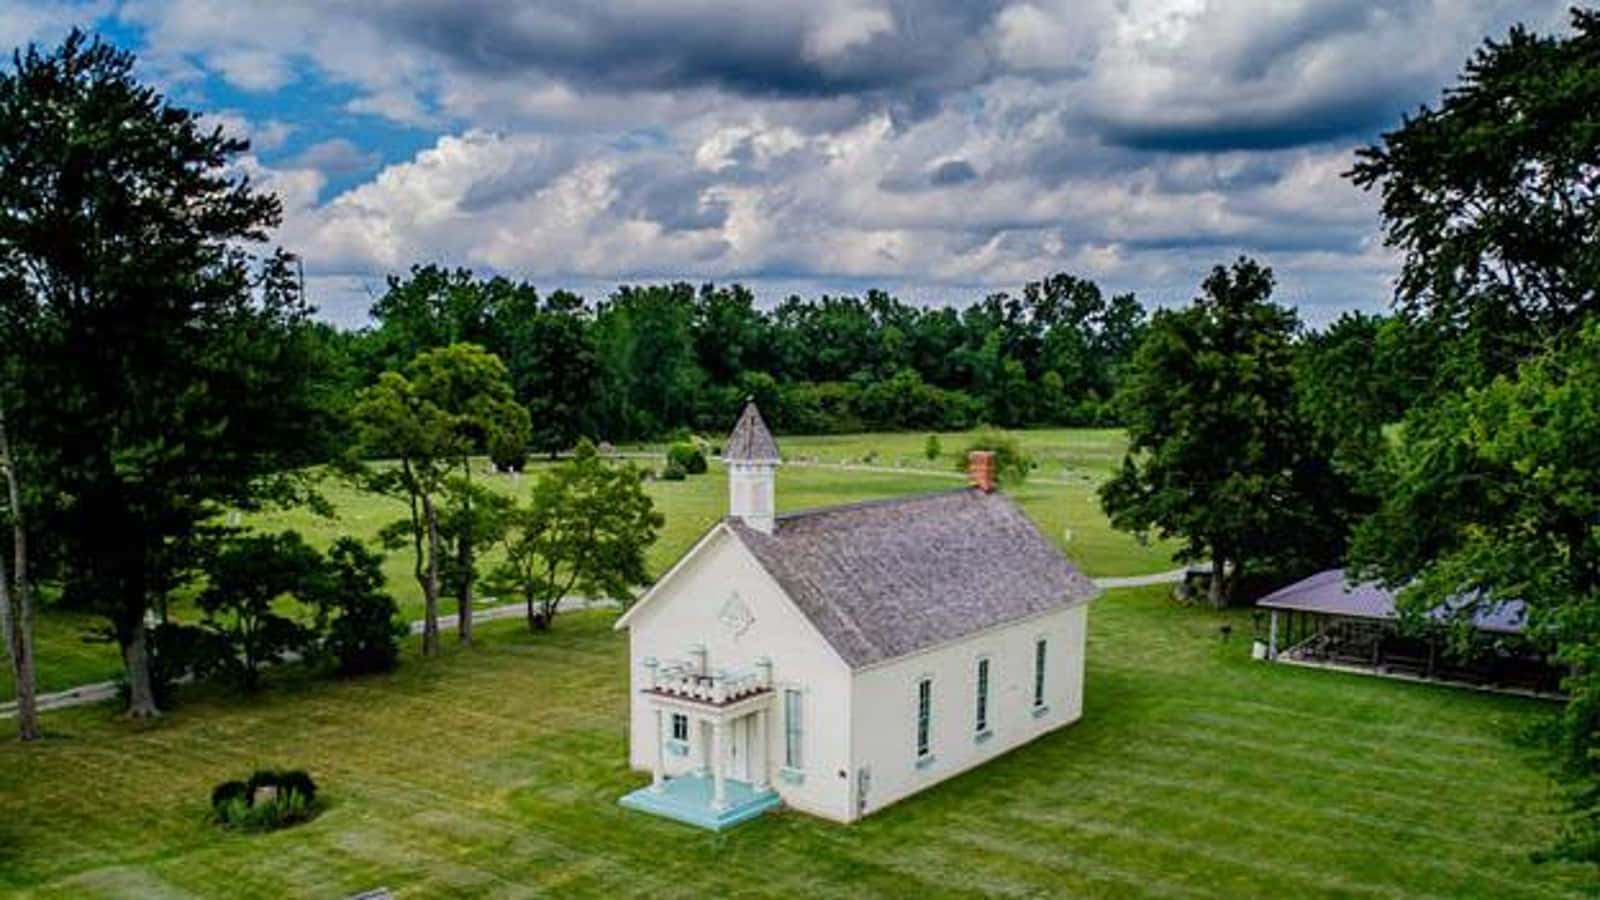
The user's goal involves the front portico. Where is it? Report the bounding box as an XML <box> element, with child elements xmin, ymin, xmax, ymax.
<box><xmin>618</xmin><ymin>652</ymin><xmax>782</xmax><ymax>830</ymax></box>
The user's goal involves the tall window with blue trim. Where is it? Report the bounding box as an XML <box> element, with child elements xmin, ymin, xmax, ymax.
<box><xmin>1033</xmin><ymin>638</ymin><xmax>1048</xmax><ymax>709</ymax></box>
<box><xmin>975</xmin><ymin>658</ymin><xmax>990</xmax><ymax>734</ymax></box>
<box><xmin>784</xmin><ymin>688</ymin><xmax>803</xmax><ymax>769</ymax></box>
<box><xmin>916</xmin><ymin>677</ymin><xmax>933</xmax><ymax>759</ymax></box>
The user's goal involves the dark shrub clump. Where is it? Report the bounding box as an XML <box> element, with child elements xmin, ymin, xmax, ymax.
<box><xmin>211</xmin><ymin>769</ymin><xmax>320</xmax><ymax>832</ymax></box>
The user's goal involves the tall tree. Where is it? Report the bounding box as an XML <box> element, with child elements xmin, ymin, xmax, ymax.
<box><xmin>353</xmin><ymin>343</ymin><xmax>528</xmax><ymax>653</ymax></box>
<box><xmin>368</xmin><ymin>265</ymin><xmax>501</xmax><ymax>374</ymax></box>
<box><xmin>1348</xmin><ymin>7</ymin><xmax>1600</xmax><ymax>388</ymax></box>
<box><xmin>494</xmin><ymin>287</ymin><xmax>600</xmax><ymax>457</ymax></box>
<box><xmin>0</xmin><ymin>32</ymin><xmax>335</xmax><ymax>716</ymax></box>
<box><xmin>593</xmin><ymin>284</ymin><xmax>702</xmax><ymax>439</ymax></box>
<box><xmin>1100</xmin><ymin>258</ymin><xmax>1348</xmax><ymax>606</ymax></box>
<box><xmin>490</xmin><ymin>441</ymin><xmax>662</xmax><ymax>631</ymax></box>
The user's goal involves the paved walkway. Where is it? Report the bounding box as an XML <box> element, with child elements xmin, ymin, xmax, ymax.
<box><xmin>1093</xmin><ymin>568</ymin><xmax>1191</xmax><ymax>590</ymax></box>
<box><xmin>2</xmin><ymin>568</ymin><xmax>1187</xmax><ymax>720</ymax></box>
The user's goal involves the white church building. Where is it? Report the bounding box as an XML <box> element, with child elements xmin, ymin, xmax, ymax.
<box><xmin>616</xmin><ymin>402</ymin><xmax>1097</xmax><ymax>829</ymax></box>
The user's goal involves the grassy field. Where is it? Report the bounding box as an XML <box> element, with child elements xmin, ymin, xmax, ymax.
<box><xmin>3</xmin><ymin>433</ymin><xmax>1179</xmax><ymax>702</ymax></box>
<box><xmin>632</xmin><ymin>426</ymin><xmax>1134</xmax><ymax>485</ymax></box>
<box><xmin>0</xmin><ymin>586</ymin><xmax>1590</xmax><ymax>897</ymax></box>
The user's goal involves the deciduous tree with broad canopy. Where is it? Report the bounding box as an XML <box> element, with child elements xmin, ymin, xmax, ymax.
<box><xmin>489</xmin><ymin>441</ymin><xmax>663</xmax><ymax>631</ymax></box>
<box><xmin>1099</xmin><ymin>258</ymin><xmax>1352</xmax><ymax>606</ymax></box>
<box><xmin>352</xmin><ymin>343</ymin><xmax>530</xmax><ymax>654</ymax></box>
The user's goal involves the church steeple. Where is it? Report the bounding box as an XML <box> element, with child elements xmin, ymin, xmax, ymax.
<box><xmin>724</xmin><ymin>399</ymin><xmax>780</xmax><ymax>533</ymax></box>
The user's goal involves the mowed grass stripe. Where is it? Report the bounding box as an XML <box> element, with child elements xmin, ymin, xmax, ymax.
<box><xmin>1064</xmin><ymin>753</ymin><xmax>1542</xmax><ymax>862</ymax></box>
<box><xmin>1192</xmin><ymin>695</ymin><xmax>1536</xmax><ymax>755</ymax></box>
<box><xmin>938</xmin><ymin>823</ymin><xmax>1222</xmax><ymax>899</ymax></box>
<box><xmin>1172</xmin><ymin>707</ymin><xmax>1545</xmax><ymax>788</ymax></box>
<box><xmin>1008</xmin><ymin>804</ymin><xmax>1458</xmax><ymax>900</ymax></box>
<box><xmin>1001</xmin><ymin>769</ymin><xmax>1561</xmax><ymax>899</ymax></box>
<box><xmin>1120</xmin><ymin>728</ymin><xmax>1553</xmax><ymax>824</ymax></box>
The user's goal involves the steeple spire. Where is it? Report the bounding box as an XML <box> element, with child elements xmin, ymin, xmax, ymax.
<box><xmin>725</xmin><ymin>399</ymin><xmax>780</xmax><ymax>532</ymax></box>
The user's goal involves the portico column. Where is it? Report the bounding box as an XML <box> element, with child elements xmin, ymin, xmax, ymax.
<box><xmin>753</xmin><ymin>708</ymin><xmax>770</xmax><ymax>792</ymax></box>
<box><xmin>651</xmin><ymin>708</ymin><xmax>666</xmax><ymax>791</ymax></box>
<box><xmin>712</xmin><ymin>719</ymin><xmax>728</xmax><ymax>810</ymax></box>
<box><xmin>696</xmin><ymin>717</ymin><xmax>711</xmax><ymax>776</ymax></box>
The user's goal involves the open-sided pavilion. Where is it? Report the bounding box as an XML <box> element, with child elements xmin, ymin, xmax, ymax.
<box><xmin>1257</xmin><ymin>569</ymin><xmax>1561</xmax><ymax>697</ymax></box>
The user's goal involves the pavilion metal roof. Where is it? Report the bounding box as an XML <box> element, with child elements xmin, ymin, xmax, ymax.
<box><xmin>1256</xmin><ymin>569</ymin><xmax>1528</xmax><ymax>635</ymax></box>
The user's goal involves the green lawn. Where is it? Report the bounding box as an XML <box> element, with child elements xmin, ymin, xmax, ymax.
<box><xmin>0</xmin><ymin>586</ymin><xmax>1589</xmax><ymax>897</ymax></box>
<box><xmin>3</xmin><ymin>438</ymin><xmax>1179</xmax><ymax>702</ymax></box>
<box><xmin>633</xmin><ymin>426</ymin><xmax>1134</xmax><ymax>485</ymax></box>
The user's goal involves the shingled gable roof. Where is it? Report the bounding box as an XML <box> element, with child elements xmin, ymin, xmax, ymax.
<box><xmin>727</xmin><ymin>488</ymin><xmax>1098</xmax><ymax>669</ymax></box>
<box><xmin>724</xmin><ymin>400</ymin><xmax>780</xmax><ymax>462</ymax></box>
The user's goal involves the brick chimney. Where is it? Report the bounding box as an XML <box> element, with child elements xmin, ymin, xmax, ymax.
<box><xmin>968</xmin><ymin>450</ymin><xmax>996</xmax><ymax>493</ymax></box>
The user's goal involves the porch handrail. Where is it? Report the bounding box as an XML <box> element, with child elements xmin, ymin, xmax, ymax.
<box><xmin>652</xmin><ymin>659</ymin><xmax>771</xmax><ymax>704</ymax></box>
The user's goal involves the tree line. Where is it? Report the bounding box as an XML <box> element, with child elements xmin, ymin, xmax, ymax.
<box><xmin>317</xmin><ymin>266</ymin><xmax>1150</xmax><ymax>452</ymax></box>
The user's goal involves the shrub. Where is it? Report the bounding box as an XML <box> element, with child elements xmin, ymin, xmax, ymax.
<box><xmin>273</xmin><ymin>769</ymin><xmax>318</xmax><ymax>805</ymax></box>
<box><xmin>924</xmin><ymin>434</ymin><xmax>942</xmax><ymax>460</ymax></box>
<box><xmin>660</xmin><ymin>461</ymin><xmax>688</xmax><ymax>481</ymax></box>
<box><xmin>666</xmin><ymin>442</ymin><xmax>706</xmax><ymax>474</ymax></box>
<box><xmin>247</xmin><ymin>768</ymin><xmax>318</xmax><ymax>805</ymax></box>
<box><xmin>212</xmin><ymin>770</ymin><xmax>320</xmax><ymax>832</ymax></box>
<box><xmin>197</xmin><ymin>531</ymin><xmax>324</xmax><ymax>691</ymax></box>
<box><xmin>489</xmin><ymin>430</ymin><xmax>527</xmax><ymax>473</ymax></box>
<box><xmin>315</xmin><ymin>538</ymin><xmax>407</xmax><ymax>676</ymax></box>
<box><xmin>954</xmin><ymin>427</ymin><xmax>1034</xmax><ymax>486</ymax></box>
<box><xmin>210</xmin><ymin>780</ymin><xmax>248</xmax><ymax>810</ymax></box>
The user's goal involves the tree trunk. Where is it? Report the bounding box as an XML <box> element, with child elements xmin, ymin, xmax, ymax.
<box><xmin>0</xmin><ymin>547</ymin><xmax>40</xmax><ymax>740</ymax></box>
<box><xmin>420</xmin><ymin>491</ymin><xmax>441</xmax><ymax>657</ymax></box>
<box><xmin>0</xmin><ymin>409</ymin><xmax>41</xmax><ymax>740</ymax></box>
<box><xmin>122</xmin><ymin>623</ymin><xmax>160</xmax><ymax>718</ymax></box>
<box><xmin>1208</xmin><ymin>554</ymin><xmax>1226</xmax><ymax>609</ymax></box>
<box><xmin>456</xmin><ymin>478</ymin><xmax>473</xmax><ymax>646</ymax></box>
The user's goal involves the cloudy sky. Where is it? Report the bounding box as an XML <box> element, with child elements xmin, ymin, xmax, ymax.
<box><xmin>4</xmin><ymin>1</ymin><xmax>1573</xmax><ymax>327</ymax></box>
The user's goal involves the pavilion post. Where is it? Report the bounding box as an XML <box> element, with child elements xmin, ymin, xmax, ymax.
<box><xmin>1268</xmin><ymin>610</ymin><xmax>1279</xmax><ymax>660</ymax></box>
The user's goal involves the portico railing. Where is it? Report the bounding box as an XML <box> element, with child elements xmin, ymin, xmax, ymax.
<box><xmin>646</xmin><ymin>656</ymin><xmax>772</xmax><ymax>706</ymax></box>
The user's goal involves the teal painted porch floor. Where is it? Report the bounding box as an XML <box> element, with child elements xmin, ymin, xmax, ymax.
<box><xmin>619</xmin><ymin>773</ymin><xmax>781</xmax><ymax>830</ymax></box>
